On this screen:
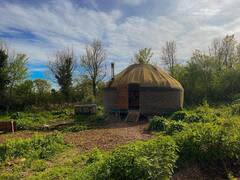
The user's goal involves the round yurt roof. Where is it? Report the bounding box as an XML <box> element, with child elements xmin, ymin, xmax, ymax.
<box><xmin>107</xmin><ymin>64</ymin><xmax>183</xmax><ymax>90</ymax></box>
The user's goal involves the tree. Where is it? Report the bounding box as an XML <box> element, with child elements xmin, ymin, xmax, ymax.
<box><xmin>34</xmin><ymin>79</ymin><xmax>51</xmax><ymax>95</ymax></box>
<box><xmin>73</xmin><ymin>75</ymin><xmax>94</xmax><ymax>103</ymax></box>
<box><xmin>33</xmin><ymin>79</ymin><xmax>51</xmax><ymax>105</ymax></box>
<box><xmin>81</xmin><ymin>39</ymin><xmax>106</xmax><ymax>98</ymax></box>
<box><xmin>236</xmin><ymin>43</ymin><xmax>240</xmax><ymax>63</ymax></box>
<box><xmin>133</xmin><ymin>48</ymin><xmax>153</xmax><ymax>64</ymax></box>
<box><xmin>49</xmin><ymin>48</ymin><xmax>76</xmax><ymax>100</ymax></box>
<box><xmin>15</xmin><ymin>80</ymin><xmax>34</xmax><ymax>107</ymax></box>
<box><xmin>209</xmin><ymin>34</ymin><xmax>237</xmax><ymax>68</ymax></box>
<box><xmin>161</xmin><ymin>40</ymin><xmax>177</xmax><ymax>75</ymax></box>
<box><xmin>0</xmin><ymin>42</ymin><xmax>10</xmax><ymax>106</ymax></box>
<box><xmin>8</xmin><ymin>53</ymin><xmax>28</xmax><ymax>95</ymax></box>
<box><xmin>222</xmin><ymin>34</ymin><xmax>236</xmax><ymax>68</ymax></box>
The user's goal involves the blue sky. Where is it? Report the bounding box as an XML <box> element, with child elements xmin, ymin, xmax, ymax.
<box><xmin>0</xmin><ymin>0</ymin><xmax>240</xmax><ymax>80</ymax></box>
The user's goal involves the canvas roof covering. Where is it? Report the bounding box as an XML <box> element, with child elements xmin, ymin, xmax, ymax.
<box><xmin>107</xmin><ymin>64</ymin><xmax>183</xmax><ymax>90</ymax></box>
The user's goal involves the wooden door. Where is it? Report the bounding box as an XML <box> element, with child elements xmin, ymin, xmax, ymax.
<box><xmin>128</xmin><ymin>84</ymin><xmax>139</xmax><ymax>110</ymax></box>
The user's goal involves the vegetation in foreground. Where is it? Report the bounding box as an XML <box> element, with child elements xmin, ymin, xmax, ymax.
<box><xmin>0</xmin><ymin>103</ymin><xmax>239</xmax><ymax>179</ymax></box>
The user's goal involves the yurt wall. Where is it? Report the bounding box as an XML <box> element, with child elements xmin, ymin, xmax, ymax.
<box><xmin>139</xmin><ymin>87</ymin><xmax>183</xmax><ymax>115</ymax></box>
<box><xmin>103</xmin><ymin>88</ymin><xmax>117</xmax><ymax>112</ymax></box>
<box><xmin>117</xmin><ymin>86</ymin><xmax>128</xmax><ymax>110</ymax></box>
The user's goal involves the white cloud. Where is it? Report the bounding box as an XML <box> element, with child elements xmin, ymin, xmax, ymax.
<box><xmin>0</xmin><ymin>0</ymin><xmax>240</xmax><ymax>75</ymax></box>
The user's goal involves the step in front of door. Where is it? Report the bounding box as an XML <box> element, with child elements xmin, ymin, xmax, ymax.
<box><xmin>125</xmin><ymin>111</ymin><xmax>140</xmax><ymax>122</ymax></box>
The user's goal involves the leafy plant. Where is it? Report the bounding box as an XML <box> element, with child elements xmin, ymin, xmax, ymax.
<box><xmin>148</xmin><ymin>116</ymin><xmax>167</xmax><ymax>131</ymax></box>
<box><xmin>62</xmin><ymin>124</ymin><xmax>88</xmax><ymax>132</ymax></box>
<box><xmin>231</xmin><ymin>103</ymin><xmax>240</xmax><ymax>115</ymax></box>
<box><xmin>31</xmin><ymin>160</ymin><xmax>48</xmax><ymax>172</ymax></box>
<box><xmin>174</xmin><ymin>122</ymin><xmax>240</xmax><ymax>170</ymax></box>
<box><xmin>0</xmin><ymin>133</ymin><xmax>67</xmax><ymax>163</ymax></box>
<box><xmin>95</xmin><ymin>136</ymin><xmax>178</xmax><ymax>180</ymax></box>
<box><xmin>149</xmin><ymin>116</ymin><xmax>187</xmax><ymax>135</ymax></box>
<box><xmin>164</xmin><ymin>121</ymin><xmax>187</xmax><ymax>135</ymax></box>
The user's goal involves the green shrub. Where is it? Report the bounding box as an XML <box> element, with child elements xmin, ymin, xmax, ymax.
<box><xmin>231</xmin><ymin>103</ymin><xmax>240</xmax><ymax>115</ymax></box>
<box><xmin>171</xmin><ymin>109</ymin><xmax>218</xmax><ymax>123</ymax></box>
<box><xmin>10</xmin><ymin>109</ymin><xmax>73</xmax><ymax>130</ymax></box>
<box><xmin>10</xmin><ymin>112</ymin><xmax>23</xmax><ymax>120</ymax></box>
<box><xmin>148</xmin><ymin>116</ymin><xmax>167</xmax><ymax>131</ymax></box>
<box><xmin>29</xmin><ymin>166</ymin><xmax>74</xmax><ymax>180</ymax></box>
<box><xmin>85</xmin><ymin>149</ymin><xmax>107</xmax><ymax>164</ymax></box>
<box><xmin>62</xmin><ymin>125</ymin><xmax>88</xmax><ymax>132</ymax></box>
<box><xmin>149</xmin><ymin>116</ymin><xmax>187</xmax><ymax>135</ymax></box>
<box><xmin>0</xmin><ymin>172</ymin><xmax>20</xmax><ymax>180</ymax></box>
<box><xmin>51</xmin><ymin>109</ymin><xmax>72</xmax><ymax>117</ymax></box>
<box><xmin>171</xmin><ymin>111</ymin><xmax>188</xmax><ymax>121</ymax></box>
<box><xmin>0</xmin><ymin>133</ymin><xmax>67</xmax><ymax>163</ymax></box>
<box><xmin>95</xmin><ymin>136</ymin><xmax>178</xmax><ymax>180</ymax></box>
<box><xmin>174</xmin><ymin>122</ymin><xmax>240</xmax><ymax>169</ymax></box>
<box><xmin>171</xmin><ymin>110</ymin><xmax>202</xmax><ymax>122</ymax></box>
<box><xmin>31</xmin><ymin>160</ymin><xmax>48</xmax><ymax>172</ymax></box>
<box><xmin>164</xmin><ymin>121</ymin><xmax>187</xmax><ymax>135</ymax></box>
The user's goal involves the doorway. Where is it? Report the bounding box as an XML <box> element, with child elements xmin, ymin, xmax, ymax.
<box><xmin>128</xmin><ymin>84</ymin><xmax>139</xmax><ymax>110</ymax></box>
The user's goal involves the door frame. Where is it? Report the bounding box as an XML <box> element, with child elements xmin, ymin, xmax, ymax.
<box><xmin>128</xmin><ymin>83</ymin><xmax>140</xmax><ymax>110</ymax></box>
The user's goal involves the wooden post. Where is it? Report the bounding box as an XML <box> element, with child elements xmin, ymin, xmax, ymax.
<box><xmin>11</xmin><ymin>121</ymin><xmax>15</xmax><ymax>133</ymax></box>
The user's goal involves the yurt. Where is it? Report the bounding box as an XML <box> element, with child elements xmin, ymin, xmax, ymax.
<box><xmin>103</xmin><ymin>63</ymin><xmax>184</xmax><ymax>116</ymax></box>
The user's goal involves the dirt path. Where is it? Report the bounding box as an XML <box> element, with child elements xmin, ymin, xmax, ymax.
<box><xmin>65</xmin><ymin>121</ymin><xmax>152</xmax><ymax>151</ymax></box>
<box><xmin>0</xmin><ymin>121</ymin><xmax>152</xmax><ymax>151</ymax></box>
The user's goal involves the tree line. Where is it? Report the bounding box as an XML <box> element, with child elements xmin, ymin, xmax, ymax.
<box><xmin>172</xmin><ymin>35</ymin><xmax>240</xmax><ymax>104</ymax></box>
<box><xmin>130</xmin><ymin>34</ymin><xmax>240</xmax><ymax>105</ymax></box>
<box><xmin>0</xmin><ymin>34</ymin><xmax>240</xmax><ymax>112</ymax></box>
<box><xmin>0</xmin><ymin>39</ymin><xmax>106</xmax><ymax>112</ymax></box>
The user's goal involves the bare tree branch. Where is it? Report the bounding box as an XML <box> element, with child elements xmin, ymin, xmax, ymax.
<box><xmin>81</xmin><ymin>39</ymin><xmax>106</xmax><ymax>98</ymax></box>
<box><xmin>161</xmin><ymin>40</ymin><xmax>177</xmax><ymax>74</ymax></box>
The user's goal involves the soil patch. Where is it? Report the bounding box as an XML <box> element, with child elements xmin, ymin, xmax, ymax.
<box><xmin>64</xmin><ymin>121</ymin><xmax>152</xmax><ymax>151</ymax></box>
<box><xmin>0</xmin><ymin>121</ymin><xmax>152</xmax><ymax>151</ymax></box>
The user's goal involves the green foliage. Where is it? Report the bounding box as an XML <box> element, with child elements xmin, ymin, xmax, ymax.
<box><xmin>171</xmin><ymin>105</ymin><xmax>218</xmax><ymax>123</ymax></box>
<box><xmin>174</xmin><ymin>122</ymin><xmax>240</xmax><ymax>168</ymax></box>
<box><xmin>164</xmin><ymin>121</ymin><xmax>187</xmax><ymax>135</ymax></box>
<box><xmin>62</xmin><ymin>124</ymin><xmax>88</xmax><ymax>132</ymax></box>
<box><xmin>85</xmin><ymin>149</ymin><xmax>107</xmax><ymax>165</ymax></box>
<box><xmin>95</xmin><ymin>136</ymin><xmax>178</xmax><ymax>180</ymax></box>
<box><xmin>133</xmin><ymin>48</ymin><xmax>153</xmax><ymax>64</ymax></box>
<box><xmin>148</xmin><ymin>116</ymin><xmax>167</xmax><ymax>131</ymax></box>
<box><xmin>30</xmin><ymin>160</ymin><xmax>48</xmax><ymax>172</ymax></box>
<box><xmin>0</xmin><ymin>44</ymin><xmax>10</xmax><ymax>103</ymax></box>
<box><xmin>75</xmin><ymin>108</ymin><xmax>106</xmax><ymax>125</ymax></box>
<box><xmin>28</xmin><ymin>137</ymin><xmax>178</xmax><ymax>180</ymax></box>
<box><xmin>0</xmin><ymin>172</ymin><xmax>20</xmax><ymax>180</ymax></box>
<box><xmin>29</xmin><ymin>166</ymin><xmax>74</xmax><ymax>180</ymax></box>
<box><xmin>50</xmin><ymin>109</ymin><xmax>72</xmax><ymax>117</ymax></box>
<box><xmin>148</xmin><ymin>116</ymin><xmax>187</xmax><ymax>135</ymax></box>
<box><xmin>171</xmin><ymin>111</ymin><xmax>188</xmax><ymax>121</ymax></box>
<box><xmin>49</xmin><ymin>48</ymin><xmax>75</xmax><ymax>100</ymax></box>
<box><xmin>6</xmin><ymin>109</ymin><xmax>73</xmax><ymax>130</ymax></box>
<box><xmin>0</xmin><ymin>133</ymin><xmax>67</xmax><ymax>163</ymax></box>
<box><xmin>230</xmin><ymin>103</ymin><xmax>240</xmax><ymax>115</ymax></box>
<box><xmin>8</xmin><ymin>53</ymin><xmax>28</xmax><ymax>90</ymax></box>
